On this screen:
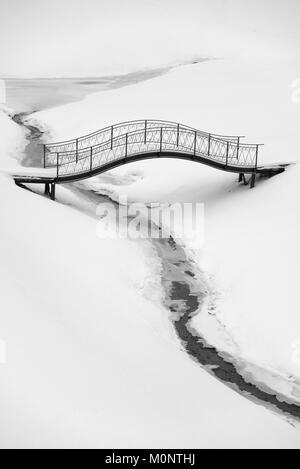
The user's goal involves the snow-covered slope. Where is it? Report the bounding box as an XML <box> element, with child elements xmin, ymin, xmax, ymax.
<box><xmin>30</xmin><ymin>58</ymin><xmax>299</xmax><ymax>166</ymax></box>
<box><xmin>1</xmin><ymin>56</ymin><xmax>300</xmax><ymax>448</ymax></box>
<box><xmin>0</xmin><ymin>109</ymin><xmax>27</xmax><ymax>170</ymax></box>
<box><xmin>0</xmin><ymin>152</ymin><xmax>299</xmax><ymax>449</ymax></box>
<box><xmin>28</xmin><ymin>58</ymin><xmax>300</xmax><ymax>387</ymax></box>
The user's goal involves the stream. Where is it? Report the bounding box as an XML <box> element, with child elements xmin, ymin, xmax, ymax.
<box><xmin>64</xmin><ymin>184</ymin><xmax>300</xmax><ymax>423</ymax></box>
<box><xmin>9</xmin><ymin>75</ymin><xmax>300</xmax><ymax>425</ymax></box>
<box><xmin>12</xmin><ymin>112</ymin><xmax>44</xmax><ymax>167</ymax></box>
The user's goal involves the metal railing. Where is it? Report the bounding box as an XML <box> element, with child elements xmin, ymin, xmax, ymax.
<box><xmin>43</xmin><ymin>120</ymin><xmax>262</xmax><ymax>178</ymax></box>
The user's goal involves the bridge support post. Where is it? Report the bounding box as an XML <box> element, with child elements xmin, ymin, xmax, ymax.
<box><xmin>44</xmin><ymin>183</ymin><xmax>50</xmax><ymax>196</ymax></box>
<box><xmin>238</xmin><ymin>173</ymin><xmax>249</xmax><ymax>185</ymax></box>
<box><xmin>50</xmin><ymin>183</ymin><xmax>56</xmax><ymax>201</ymax></box>
<box><xmin>250</xmin><ymin>173</ymin><xmax>256</xmax><ymax>189</ymax></box>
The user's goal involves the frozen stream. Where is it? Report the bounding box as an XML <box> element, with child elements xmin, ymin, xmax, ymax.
<box><xmin>57</xmin><ymin>183</ymin><xmax>300</xmax><ymax>423</ymax></box>
<box><xmin>9</xmin><ymin>71</ymin><xmax>300</xmax><ymax>424</ymax></box>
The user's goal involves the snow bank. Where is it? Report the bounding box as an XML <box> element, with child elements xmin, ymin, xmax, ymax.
<box><xmin>0</xmin><ymin>108</ymin><xmax>27</xmax><ymax>171</ymax></box>
<box><xmin>30</xmin><ymin>58</ymin><xmax>300</xmax><ymax>167</ymax></box>
<box><xmin>1</xmin><ymin>58</ymin><xmax>300</xmax><ymax>447</ymax></box>
<box><xmin>29</xmin><ymin>58</ymin><xmax>300</xmax><ymax>391</ymax></box>
<box><xmin>1</xmin><ymin>173</ymin><xmax>300</xmax><ymax>448</ymax></box>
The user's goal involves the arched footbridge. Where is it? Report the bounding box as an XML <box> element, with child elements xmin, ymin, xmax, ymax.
<box><xmin>14</xmin><ymin>119</ymin><xmax>287</xmax><ymax>200</ymax></box>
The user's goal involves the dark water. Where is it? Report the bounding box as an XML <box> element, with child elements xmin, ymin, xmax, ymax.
<box><xmin>12</xmin><ymin>112</ymin><xmax>44</xmax><ymax>167</ymax></box>
<box><xmin>154</xmin><ymin>236</ymin><xmax>300</xmax><ymax>422</ymax></box>
<box><xmin>60</xmin><ymin>184</ymin><xmax>300</xmax><ymax>423</ymax></box>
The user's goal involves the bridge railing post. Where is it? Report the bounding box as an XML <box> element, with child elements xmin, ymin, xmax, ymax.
<box><xmin>194</xmin><ymin>131</ymin><xmax>197</xmax><ymax>156</ymax></box>
<box><xmin>255</xmin><ymin>144</ymin><xmax>259</xmax><ymax>170</ymax></box>
<box><xmin>111</xmin><ymin>125</ymin><xmax>114</xmax><ymax>150</ymax></box>
<box><xmin>125</xmin><ymin>133</ymin><xmax>128</xmax><ymax>158</ymax></box>
<box><xmin>160</xmin><ymin>127</ymin><xmax>163</xmax><ymax>153</ymax></box>
<box><xmin>208</xmin><ymin>134</ymin><xmax>211</xmax><ymax>156</ymax></box>
<box><xmin>90</xmin><ymin>147</ymin><xmax>93</xmax><ymax>172</ymax></box>
<box><xmin>43</xmin><ymin>145</ymin><xmax>46</xmax><ymax>168</ymax></box>
<box><xmin>177</xmin><ymin>124</ymin><xmax>180</xmax><ymax>147</ymax></box>
<box><xmin>236</xmin><ymin>137</ymin><xmax>240</xmax><ymax>160</ymax></box>
<box><xmin>226</xmin><ymin>142</ymin><xmax>229</xmax><ymax>167</ymax></box>
<box><xmin>76</xmin><ymin>138</ymin><xmax>79</xmax><ymax>163</ymax></box>
<box><xmin>144</xmin><ymin>120</ymin><xmax>147</xmax><ymax>144</ymax></box>
<box><xmin>56</xmin><ymin>153</ymin><xmax>59</xmax><ymax>178</ymax></box>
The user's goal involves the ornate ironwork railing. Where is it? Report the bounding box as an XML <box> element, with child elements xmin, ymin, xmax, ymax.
<box><xmin>43</xmin><ymin>119</ymin><xmax>262</xmax><ymax>178</ymax></box>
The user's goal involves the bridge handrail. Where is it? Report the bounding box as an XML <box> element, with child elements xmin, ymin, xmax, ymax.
<box><xmin>44</xmin><ymin>119</ymin><xmax>244</xmax><ymax>151</ymax></box>
<box><xmin>45</xmin><ymin>125</ymin><xmax>261</xmax><ymax>168</ymax></box>
<box><xmin>43</xmin><ymin>124</ymin><xmax>262</xmax><ymax>179</ymax></box>
<box><xmin>56</xmin><ymin>127</ymin><xmax>260</xmax><ymax>159</ymax></box>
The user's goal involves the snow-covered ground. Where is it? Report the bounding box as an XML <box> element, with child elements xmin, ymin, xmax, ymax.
<box><xmin>0</xmin><ymin>109</ymin><xmax>27</xmax><ymax>171</ymax></box>
<box><xmin>28</xmin><ymin>57</ymin><xmax>300</xmax><ymax>385</ymax></box>
<box><xmin>1</xmin><ymin>55</ymin><xmax>300</xmax><ymax>448</ymax></box>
